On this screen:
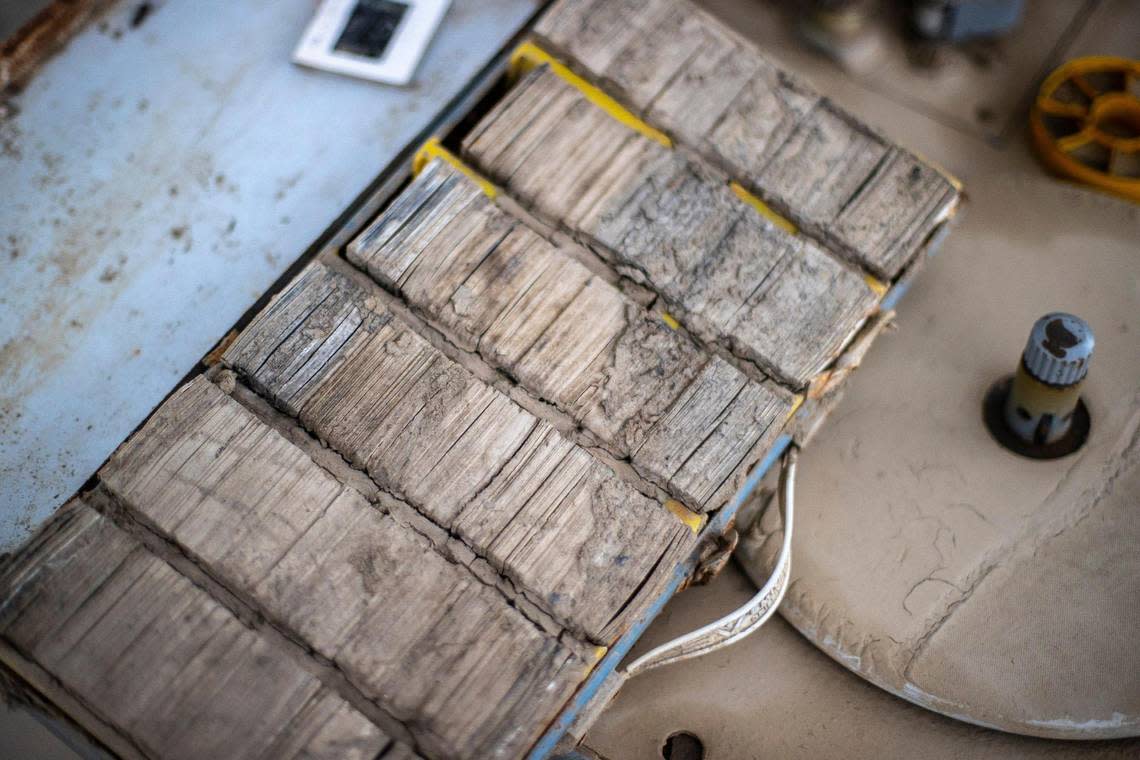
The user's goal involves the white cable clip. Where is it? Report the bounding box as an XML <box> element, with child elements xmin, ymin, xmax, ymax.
<box><xmin>623</xmin><ymin>446</ymin><xmax>798</xmax><ymax>677</ymax></box>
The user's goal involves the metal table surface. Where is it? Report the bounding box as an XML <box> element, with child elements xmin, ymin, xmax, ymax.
<box><xmin>0</xmin><ymin>0</ymin><xmax>536</xmax><ymax>553</ymax></box>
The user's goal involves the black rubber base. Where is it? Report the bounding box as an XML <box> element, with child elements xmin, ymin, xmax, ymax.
<box><xmin>982</xmin><ymin>376</ymin><xmax>1090</xmax><ymax>460</ymax></box>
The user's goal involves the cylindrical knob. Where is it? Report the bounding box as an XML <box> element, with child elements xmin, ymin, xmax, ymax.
<box><xmin>1004</xmin><ymin>313</ymin><xmax>1094</xmax><ymax>445</ymax></box>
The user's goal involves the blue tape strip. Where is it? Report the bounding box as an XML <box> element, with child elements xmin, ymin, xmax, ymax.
<box><xmin>526</xmin><ymin>565</ymin><xmax>688</xmax><ymax>760</ymax></box>
<box><xmin>882</xmin><ymin>232</ymin><xmax>948</xmax><ymax>312</ymax></box>
<box><xmin>527</xmin><ymin>433</ymin><xmax>794</xmax><ymax>760</ymax></box>
<box><xmin>706</xmin><ymin>433</ymin><xmax>793</xmax><ymax>537</ymax></box>
<box><xmin>880</xmin><ymin>280</ymin><xmax>910</xmax><ymax>312</ymax></box>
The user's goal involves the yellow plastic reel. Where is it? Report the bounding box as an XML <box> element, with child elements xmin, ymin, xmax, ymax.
<box><xmin>1029</xmin><ymin>56</ymin><xmax>1140</xmax><ymax>203</ymax></box>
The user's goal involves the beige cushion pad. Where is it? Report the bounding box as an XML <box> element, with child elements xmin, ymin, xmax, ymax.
<box><xmin>584</xmin><ymin>566</ymin><xmax>1139</xmax><ymax>758</ymax></box>
<box><xmin>745</xmin><ymin>178</ymin><xmax>1140</xmax><ymax>739</ymax></box>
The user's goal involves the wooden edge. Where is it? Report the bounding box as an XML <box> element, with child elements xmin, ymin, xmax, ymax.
<box><xmin>524</xmin><ymin>4</ymin><xmax>965</xmax><ymax>283</ymax></box>
<box><xmin>413</xmin><ymin>137</ymin><xmax>499</xmax><ymax>198</ymax></box>
<box><xmin>0</xmin><ymin>641</ymin><xmax>142</xmax><ymax>760</ymax></box>
<box><xmin>526</xmin><ymin>434</ymin><xmax>796</xmax><ymax>759</ymax></box>
<box><xmin>665</xmin><ymin>0</ymin><xmax>966</xmax><ymax>194</ymax></box>
<box><xmin>506</xmin><ymin>41</ymin><xmax>672</xmax><ymax>148</ymax></box>
<box><xmin>796</xmin><ymin>310</ymin><xmax>896</xmax><ymax>446</ymax></box>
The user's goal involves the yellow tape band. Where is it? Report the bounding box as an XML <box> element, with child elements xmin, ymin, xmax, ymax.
<box><xmin>806</xmin><ymin>373</ymin><xmax>831</xmax><ymax>400</ymax></box>
<box><xmin>786</xmin><ymin>393</ymin><xmax>805</xmax><ymax>423</ymax></box>
<box><xmin>578</xmin><ymin>645</ymin><xmax>609</xmax><ymax>678</ymax></box>
<box><xmin>665</xmin><ymin>498</ymin><xmax>706</xmax><ymax>534</ymax></box>
<box><xmin>730</xmin><ymin>182</ymin><xmax>798</xmax><ymax>235</ymax></box>
<box><xmin>909</xmin><ymin>146</ymin><xmax>964</xmax><ymax>192</ymax></box>
<box><xmin>863</xmin><ymin>273</ymin><xmax>889</xmax><ymax>297</ymax></box>
<box><xmin>508</xmin><ymin>41</ymin><xmax>673</xmax><ymax>148</ymax></box>
<box><xmin>412</xmin><ymin>137</ymin><xmax>498</xmax><ymax>199</ymax></box>
<box><xmin>661</xmin><ymin>311</ymin><xmax>681</xmax><ymax>330</ymax></box>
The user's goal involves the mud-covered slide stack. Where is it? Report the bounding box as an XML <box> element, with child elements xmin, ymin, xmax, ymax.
<box><xmin>0</xmin><ymin>1</ymin><xmax>959</xmax><ymax>758</ymax></box>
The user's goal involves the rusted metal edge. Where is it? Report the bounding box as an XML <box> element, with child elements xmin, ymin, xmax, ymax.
<box><xmin>1</xmin><ymin>0</ymin><xmax>115</xmax><ymax>91</ymax></box>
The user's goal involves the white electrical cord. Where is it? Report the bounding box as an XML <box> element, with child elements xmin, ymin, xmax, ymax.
<box><xmin>623</xmin><ymin>446</ymin><xmax>797</xmax><ymax>677</ymax></box>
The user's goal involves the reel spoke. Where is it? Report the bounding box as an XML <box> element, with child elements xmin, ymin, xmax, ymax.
<box><xmin>1037</xmin><ymin>97</ymin><xmax>1087</xmax><ymax>119</ymax></box>
<box><xmin>1072</xmin><ymin>74</ymin><xmax>1099</xmax><ymax>100</ymax></box>
<box><xmin>1030</xmin><ymin>56</ymin><xmax>1140</xmax><ymax>202</ymax></box>
<box><xmin>1057</xmin><ymin>130</ymin><xmax>1093</xmax><ymax>153</ymax></box>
